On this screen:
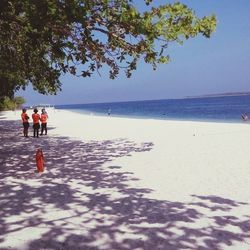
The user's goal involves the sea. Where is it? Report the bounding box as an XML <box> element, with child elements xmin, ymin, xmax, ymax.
<box><xmin>56</xmin><ymin>95</ymin><xmax>250</xmax><ymax>123</ymax></box>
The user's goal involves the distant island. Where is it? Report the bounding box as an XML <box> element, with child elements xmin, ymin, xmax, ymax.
<box><xmin>186</xmin><ymin>92</ymin><xmax>250</xmax><ymax>99</ymax></box>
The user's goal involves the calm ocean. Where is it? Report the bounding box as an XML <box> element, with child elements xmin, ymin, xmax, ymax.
<box><xmin>56</xmin><ymin>95</ymin><xmax>250</xmax><ymax>123</ymax></box>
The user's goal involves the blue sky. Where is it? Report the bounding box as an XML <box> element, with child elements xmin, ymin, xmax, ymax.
<box><xmin>18</xmin><ymin>0</ymin><xmax>250</xmax><ymax>105</ymax></box>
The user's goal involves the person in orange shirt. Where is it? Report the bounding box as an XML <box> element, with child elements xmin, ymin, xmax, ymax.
<box><xmin>32</xmin><ymin>108</ymin><xmax>41</xmax><ymax>138</ymax></box>
<box><xmin>40</xmin><ymin>108</ymin><xmax>48</xmax><ymax>135</ymax></box>
<box><xmin>21</xmin><ymin>108</ymin><xmax>30</xmax><ymax>137</ymax></box>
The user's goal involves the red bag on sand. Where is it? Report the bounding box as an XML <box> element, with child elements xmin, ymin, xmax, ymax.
<box><xmin>36</xmin><ymin>149</ymin><xmax>44</xmax><ymax>172</ymax></box>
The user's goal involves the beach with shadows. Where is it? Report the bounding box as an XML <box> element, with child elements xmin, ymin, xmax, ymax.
<box><xmin>1</xmin><ymin>118</ymin><xmax>250</xmax><ymax>249</ymax></box>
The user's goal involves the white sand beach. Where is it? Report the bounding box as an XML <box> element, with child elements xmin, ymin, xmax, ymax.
<box><xmin>1</xmin><ymin>109</ymin><xmax>250</xmax><ymax>250</ymax></box>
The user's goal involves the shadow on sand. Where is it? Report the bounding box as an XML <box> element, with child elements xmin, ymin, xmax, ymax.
<box><xmin>0</xmin><ymin>119</ymin><xmax>250</xmax><ymax>249</ymax></box>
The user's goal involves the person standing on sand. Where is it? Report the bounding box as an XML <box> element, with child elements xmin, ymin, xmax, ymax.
<box><xmin>32</xmin><ymin>108</ymin><xmax>40</xmax><ymax>138</ymax></box>
<box><xmin>21</xmin><ymin>108</ymin><xmax>29</xmax><ymax>137</ymax></box>
<box><xmin>40</xmin><ymin>108</ymin><xmax>48</xmax><ymax>135</ymax></box>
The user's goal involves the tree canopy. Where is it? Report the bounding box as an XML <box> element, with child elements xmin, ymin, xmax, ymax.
<box><xmin>0</xmin><ymin>96</ymin><xmax>25</xmax><ymax>111</ymax></box>
<box><xmin>0</xmin><ymin>0</ymin><xmax>216</xmax><ymax>98</ymax></box>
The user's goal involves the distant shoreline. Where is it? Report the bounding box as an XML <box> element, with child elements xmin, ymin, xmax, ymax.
<box><xmin>186</xmin><ymin>92</ymin><xmax>250</xmax><ymax>99</ymax></box>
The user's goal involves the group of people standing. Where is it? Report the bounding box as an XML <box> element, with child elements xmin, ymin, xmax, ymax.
<box><xmin>21</xmin><ymin>108</ymin><xmax>48</xmax><ymax>137</ymax></box>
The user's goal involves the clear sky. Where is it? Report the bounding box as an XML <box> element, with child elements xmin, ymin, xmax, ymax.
<box><xmin>18</xmin><ymin>0</ymin><xmax>250</xmax><ymax>105</ymax></box>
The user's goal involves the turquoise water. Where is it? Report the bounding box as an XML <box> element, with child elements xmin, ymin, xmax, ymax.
<box><xmin>56</xmin><ymin>95</ymin><xmax>250</xmax><ymax>123</ymax></box>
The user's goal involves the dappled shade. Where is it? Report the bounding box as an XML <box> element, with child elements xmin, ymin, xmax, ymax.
<box><xmin>0</xmin><ymin>118</ymin><xmax>250</xmax><ymax>249</ymax></box>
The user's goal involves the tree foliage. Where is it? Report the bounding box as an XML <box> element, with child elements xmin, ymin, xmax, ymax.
<box><xmin>0</xmin><ymin>0</ymin><xmax>216</xmax><ymax>97</ymax></box>
<box><xmin>0</xmin><ymin>96</ymin><xmax>25</xmax><ymax>111</ymax></box>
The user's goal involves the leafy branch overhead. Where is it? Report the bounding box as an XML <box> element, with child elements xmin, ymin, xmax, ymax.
<box><xmin>0</xmin><ymin>0</ymin><xmax>216</xmax><ymax>96</ymax></box>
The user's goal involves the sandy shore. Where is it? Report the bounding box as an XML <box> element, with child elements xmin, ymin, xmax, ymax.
<box><xmin>1</xmin><ymin>109</ymin><xmax>250</xmax><ymax>249</ymax></box>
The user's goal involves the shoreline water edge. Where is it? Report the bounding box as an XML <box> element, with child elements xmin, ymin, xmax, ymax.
<box><xmin>55</xmin><ymin>95</ymin><xmax>250</xmax><ymax>124</ymax></box>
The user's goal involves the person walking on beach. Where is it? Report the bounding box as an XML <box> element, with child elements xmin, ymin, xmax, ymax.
<box><xmin>40</xmin><ymin>108</ymin><xmax>48</xmax><ymax>135</ymax></box>
<box><xmin>21</xmin><ymin>108</ymin><xmax>29</xmax><ymax>137</ymax></box>
<box><xmin>32</xmin><ymin>108</ymin><xmax>40</xmax><ymax>138</ymax></box>
<box><xmin>241</xmin><ymin>113</ymin><xmax>248</xmax><ymax>122</ymax></box>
